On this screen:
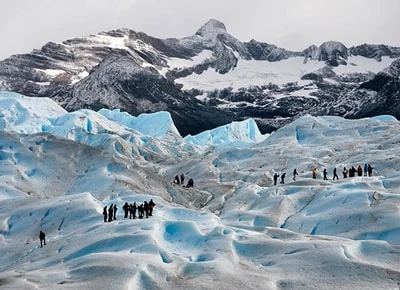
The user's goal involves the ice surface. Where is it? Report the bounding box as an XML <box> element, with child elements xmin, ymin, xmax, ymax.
<box><xmin>1</xmin><ymin>93</ymin><xmax>400</xmax><ymax>289</ymax></box>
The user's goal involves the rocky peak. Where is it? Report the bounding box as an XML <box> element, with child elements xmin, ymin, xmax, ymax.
<box><xmin>245</xmin><ymin>39</ymin><xmax>295</xmax><ymax>61</ymax></box>
<box><xmin>195</xmin><ymin>19</ymin><xmax>227</xmax><ymax>39</ymax></box>
<box><xmin>303</xmin><ymin>45</ymin><xmax>318</xmax><ymax>57</ymax></box>
<box><xmin>383</xmin><ymin>58</ymin><xmax>400</xmax><ymax>78</ymax></box>
<box><xmin>313</xmin><ymin>41</ymin><xmax>348</xmax><ymax>66</ymax></box>
<box><xmin>302</xmin><ymin>45</ymin><xmax>318</xmax><ymax>63</ymax></box>
<box><xmin>349</xmin><ymin>43</ymin><xmax>400</xmax><ymax>61</ymax></box>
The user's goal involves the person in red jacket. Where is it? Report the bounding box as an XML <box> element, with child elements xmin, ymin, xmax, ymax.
<box><xmin>357</xmin><ymin>165</ymin><xmax>363</xmax><ymax>176</ymax></box>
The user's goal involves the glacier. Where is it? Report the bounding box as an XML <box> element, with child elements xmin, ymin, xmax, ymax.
<box><xmin>1</xmin><ymin>91</ymin><xmax>400</xmax><ymax>289</ymax></box>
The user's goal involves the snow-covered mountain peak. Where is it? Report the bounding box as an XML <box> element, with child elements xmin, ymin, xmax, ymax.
<box><xmin>195</xmin><ymin>19</ymin><xmax>228</xmax><ymax>39</ymax></box>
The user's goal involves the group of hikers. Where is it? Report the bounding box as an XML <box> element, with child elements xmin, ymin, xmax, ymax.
<box><xmin>273</xmin><ymin>163</ymin><xmax>374</xmax><ymax>185</ymax></box>
<box><xmin>173</xmin><ymin>173</ymin><xmax>194</xmax><ymax>188</ymax></box>
<box><xmin>39</xmin><ymin>199</ymin><xmax>157</xmax><ymax>248</ymax></box>
<box><xmin>102</xmin><ymin>199</ymin><xmax>156</xmax><ymax>222</ymax></box>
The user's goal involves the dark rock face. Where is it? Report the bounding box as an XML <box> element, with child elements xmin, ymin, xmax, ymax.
<box><xmin>0</xmin><ymin>19</ymin><xmax>399</xmax><ymax>136</ymax></box>
<box><xmin>353</xmin><ymin>59</ymin><xmax>400</xmax><ymax>118</ymax></box>
<box><xmin>349</xmin><ymin>44</ymin><xmax>400</xmax><ymax>61</ymax></box>
<box><xmin>383</xmin><ymin>58</ymin><xmax>400</xmax><ymax>78</ymax></box>
<box><xmin>47</xmin><ymin>54</ymin><xmax>236</xmax><ymax>136</ymax></box>
<box><xmin>244</xmin><ymin>39</ymin><xmax>297</xmax><ymax>61</ymax></box>
<box><xmin>312</xmin><ymin>41</ymin><xmax>348</xmax><ymax>66</ymax></box>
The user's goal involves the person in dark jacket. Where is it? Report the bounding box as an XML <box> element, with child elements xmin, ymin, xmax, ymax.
<box><xmin>143</xmin><ymin>201</ymin><xmax>149</xmax><ymax>218</ymax></box>
<box><xmin>349</xmin><ymin>166</ymin><xmax>356</xmax><ymax>177</ymax></box>
<box><xmin>149</xmin><ymin>199</ymin><xmax>156</xmax><ymax>216</ymax></box>
<box><xmin>186</xmin><ymin>178</ymin><xmax>194</xmax><ymax>188</ymax></box>
<box><xmin>113</xmin><ymin>204</ymin><xmax>117</xmax><ymax>220</ymax></box>
<box><xmin>138</xmin><ymin>204</ymin><xmax>144</xmax><ymax>219</ymax></box>
<box><xmin>173</xmin><ymin>175</ymin><xmax>180</xmax><ymax>185</ymax></box>
<box><xmin>323</xmin><ymin>169</ymin><xmax>328</xmax><ymax>180</ymax></box>
<box><xmin>129</xmin><ymin>202</ymin><xmax>137</xmax><ymax>219</ymax></box>
<box><xmin>123</xmin><ymin>202</ymin><xmax>129</xmax><ymax>218</ymax></box>
<box><xmin>273</xmin><ymin>173</ymin><xmax>279</xmax><ymax>186</ymax></box>
<box><xmin>368</xmin><ymin>164</ymin><xmax>374</xmax><ymax>176</ymax></box>
<box><xmin>103</xmin><ymin>206</ymin><xmax>108</xmax><ymax>222</ymax></box>
<box><xmin>292</xmin><ymin>169</ymin><xmax>298</xmax><ymax>181</ymax></box>
<box><xmin>280</xmin><ymin>173</ymin><xmax>286</xmax><ymax>184</ymax></box>
<box><xmin>108</xmin><ymin>204</ymin><xmax>114</xmax><ymax>222</ymax></box>
<box><xmin>343</xmin><ymin>167</ymin><xmax>348</xmax><ymax>178</ymax></box>
<box><xmin>180</xmin><ymin>174</ymin><xmax>185</xmax><ymax>185</ymax></box>
<box><xmin>333</xmin><ymin>168</ymin><xmax>339</xmax><ymax>180</ymax></box>
<box><xmin>39</xmin><ymin>230</ymin><xmax>46</xmax><ymax>248</ymax></box>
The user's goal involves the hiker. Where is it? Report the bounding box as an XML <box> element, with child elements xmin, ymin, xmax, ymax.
<box><xmin>113</xmin><ymin>204</ymin><xmax>117</xmax><ymax>220</ymax></box>
<box><xmin>39</xmin><ymin>230</ymin><xmax>46</xmax><ymax>248</ymax></box>
<box><xmin>103</xmin><ymin>206</ymin><xmax>108</xmax><ymax>222</ymax></box>
<box><xmin>364</xmin><ymin>164</ymin><xmax>368</xmax><ymax>176</ymax></box>
<box><xmin>273</xmin><ymin>173</ymin><xmax>279</xmax><ymax>186</ymax></box>
<box><xmin>186</xmin><ymin>178</ymin><xmax>194</xmax><ymax>188</ymax></box>
<box><xmin>280</xmin><ymin>173</ymin><xmax>286</xmax><ymax>184</ymax></box>
<box><xmin>349</xmin><ymin>166</ymin><xmax>356</xmax><ymax>177</ymax></box>
<box><xmin>143</xmin><ymin>201</ymin><xmax>149</xmax><ymax>218</ymax></box>
<box><xmin>129</xmin><ymin>202</ymin><xmax>137</xmax><ymax>219</ymax></box>
<box><xmin>343</xmin><ymin>167</ymin><xmax>348</xmax><ymax>178</ymax></box>
<box><xmin>323</xmin><ymin>169</ymin><xmax>328</xmax><ymax>180</ymax></box>
<box><xmin>123</xmin><ymin>202</ymin><xmax>129</xmax><ymax>218</ymax></box>
<box><xmin>108</xmin><ymin>204</ymin><xmax>114</xmax><ymax>222</ymax></box>
<box><xmin>312</xmin><ymin>168</ymin><xmax>317</xmax><ymax>179</ymax></box>
<box><xmin>173</xmin><ymin>175</ymin><xmax>180</xmax><ymax>185</ymax></box>
<box><xmin>138</xmin><ymin>204</ymin><xmax>144</xmax><ymax>219</ymax></box>
<box><xmin>293</xmin><ymin>168</ymin><xmax>298</xmax><ymax>181</ymax></box>
<box><xmin>149</xmin><ymin>199</ymin><xmax>156</xmax><ymax>216</ymax></box>
<box><xmin>368</xmin><ymin>164</ymin><xmax>374</xmax><ymax>176</ymax></box>
<box><xmin>333</xmin><ymin>168</ymin><xmax>339</xmax><ymax>180</ymax></box>
<box><xmin>180</xmin><ymin>174</ymin><xmax>185</xmax><ymax>185</ymax></box>
<box><xmin>357</xmin><ymin>165</ymin><xmax>363</xmax><ymax>176</ymax></box>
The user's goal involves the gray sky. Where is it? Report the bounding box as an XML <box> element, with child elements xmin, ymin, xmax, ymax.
<box><xmin>1</xmin><ymin>0</ymin><xmax>399</xmax><ymax>60</ymax></box>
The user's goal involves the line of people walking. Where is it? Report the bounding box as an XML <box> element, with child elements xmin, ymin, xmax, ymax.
<box><xmin>102</xmin><ymin>199</ymin><xmax>156</xmax><ymax>222</ymax></box>
<box><xmin>273</xmin><ymin>163</ymin><xmax>374</xmax><ymax>186</ymax></box>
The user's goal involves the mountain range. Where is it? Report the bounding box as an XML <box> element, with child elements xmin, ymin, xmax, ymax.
<box><xmin>0</xmin><ymin>19</ymin><xmax>399</xmax><ymax>136</ymax></box>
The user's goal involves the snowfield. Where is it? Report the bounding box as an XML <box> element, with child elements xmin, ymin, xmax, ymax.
<box><xmin>174</xmin><ymin>57</ymin><xmax>325</xmax><ymax>91</ymax></box>
<box><xmin>1</xmin><ymin>91</ymin><xmax>400</xmax><ymax>289</ymax></box>
<box><xmin>173</xmin><ymin>55</ymin><xmax>394</xmax><ymax>92</ymax></box>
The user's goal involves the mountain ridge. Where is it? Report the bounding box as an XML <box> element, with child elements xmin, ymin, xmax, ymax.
<box><xmin>0</xmin><ymin>19</ymin><xmax>399</xmax><ymax>135</ymax></box>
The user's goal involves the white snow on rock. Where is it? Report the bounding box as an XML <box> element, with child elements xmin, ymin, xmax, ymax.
<box><xmin>333</xmin><ymin>55</ymin><xmax>395</xmax><ymax>75</ymax></box>
<box><xmin>175</xmin><ymin>57</ymin><xmax>325</xmax><ymax>91</ymax></box>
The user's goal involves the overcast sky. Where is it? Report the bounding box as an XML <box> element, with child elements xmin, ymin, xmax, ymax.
<box><xmin>1</xmin><ymin>0</ymin><xmax>399</xmax><ymax>60</ymax></box>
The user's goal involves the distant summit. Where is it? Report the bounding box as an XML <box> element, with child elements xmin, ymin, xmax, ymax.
<box><xmin>312</xmin><ymin>41</ymin><xmax>348</xmax><ymax>66</ymax></box>
<box><xmin>195</xmin><ymin>19</ymin><xmax>227</xmax><ymax>38</ymax></box>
